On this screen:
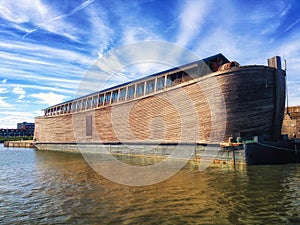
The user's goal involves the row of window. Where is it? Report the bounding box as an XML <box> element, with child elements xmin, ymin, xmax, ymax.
<box><xmin>44</xmin><ymin>66</ymin><xmax>198</xmax><ymax>116</ymax></box>
<box><xmin>0</xmin><ymin>130</ymin><xmax>34</xmax><ymax>136</ymax></box>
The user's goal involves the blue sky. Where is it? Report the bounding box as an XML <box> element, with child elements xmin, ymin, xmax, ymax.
<box><xmin>0</xmin><ymin>0</ymin><xmax>300</xmax><ymax>128</ymax></box>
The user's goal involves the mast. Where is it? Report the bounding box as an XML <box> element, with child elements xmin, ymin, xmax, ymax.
<box><xmin>284</xmin><ymin>59</ymin><xmax>291</xmax><ymax>117</ymax></box>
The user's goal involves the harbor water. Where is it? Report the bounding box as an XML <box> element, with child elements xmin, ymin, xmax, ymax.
<box><xmin>0</xmin><ymin>144</ymin><xmax>299</xmax><ymax>224</ymax></box>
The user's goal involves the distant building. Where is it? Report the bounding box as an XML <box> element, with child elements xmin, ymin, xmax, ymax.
<box><xmin>0</xmin><ymin>122</ymin><xmax>35</xmax><ymax>137</ymax></box>
<box><xmin>17</xmin><ymin>122</ymin><xmax>35</xmax><ymax>134</ymax></box>
<box><xmin>282</xmin><ymin>106</ymin><xmax>300</xmax><ymax>139</ymax></box>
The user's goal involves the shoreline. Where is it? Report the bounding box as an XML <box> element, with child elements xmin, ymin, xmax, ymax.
<box><xmin>3</xmin><ymin>140</ymin><xmax>35</xmax><ymax>148</ymax></box>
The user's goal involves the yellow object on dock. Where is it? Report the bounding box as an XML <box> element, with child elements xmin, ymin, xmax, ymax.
<box><xmin>3</xmin><ymin>140</ymin><xmax>35</xmax><ymax>148</ymax></box>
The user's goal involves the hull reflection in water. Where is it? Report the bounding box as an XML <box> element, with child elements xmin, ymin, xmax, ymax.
<box><xmin>0</xmin><ymin>146</ymin><xmax>300</xmax><ymax>224</ymax></box>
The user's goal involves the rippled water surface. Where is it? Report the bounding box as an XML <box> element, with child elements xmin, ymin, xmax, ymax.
<box><xmin>0</xmin><ymin>144</ymin><xmax>300</xmax><ymax>224</ymax></box>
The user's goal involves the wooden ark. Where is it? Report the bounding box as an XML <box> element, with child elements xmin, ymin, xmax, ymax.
<box><xmin>34</xmin><ymin>54</ymin><xmax>286</xmax><ymax>151</ymax></box>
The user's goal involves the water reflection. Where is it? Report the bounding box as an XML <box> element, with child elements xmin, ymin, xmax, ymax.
<box><xmin>204</xmin><ymin>165</ymin><xmax>300</xmax><ymax>224</ymax></box>
<box><xmin>0</xmin><ymin>146</ymin><xmax>299</xmax><ymax>224</ymax></box>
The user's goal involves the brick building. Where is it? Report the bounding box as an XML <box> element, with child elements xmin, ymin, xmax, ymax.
<box><xmin>0</xmin><ymin>122</ymin><xmax>35</xmax><ymax>137</ymax></box>
<box><xmin>282</xmin><ymin>106</ymin><xmax>300</xmax><ymax>138</ymax></box>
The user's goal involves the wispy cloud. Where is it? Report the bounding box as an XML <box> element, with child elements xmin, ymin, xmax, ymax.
<box><xmin>0</xmin><ymin>0</ymin><xmax>94</xmax><ymax>42</ymax></box>
<box><xmin>84</xmin><ymin>7</ymin><xmax>114</xmax><ymax>57</ymax></box>
<box><xmin>0</xmin><ymin>111</ymin><xmax>37</xmax><ymax>128</ymax></box>
<box><xmin>176</xmin><ymin>1</ymin><xmax>213</xmax><ymax>47</ymax></box>
<box><xmin>0</xmin><ymin>39</ymin><xmax>94</xmax><ymax>65</ymax></box>
<box><xmin>285</xmin><ymin>18</ymin><xmax>300</xmax><ymax>33</ymax></box>
<box><xmin>12</xmin><ymin>87</ymin><xmax>26</xmax><ymax>101</ymax></box>
<box><xmin>0</xmin><ymin>96</ymin><xmax>13</xmax><ymax>108</ymax></box>
<box><xmin>12</xmin><ymin>87</ymin><xmax>26</xmax><ymax>95</ymax></box>
<box><xmin>30</xmin><ymin>92</ymin><xmax>69</xmax><ymax>106</ymax></box>
<box><xmin>0</xmin><ymin>83</ymin><xmax>76</xmax><ymax>95</ymax></box>
<box><xmin>0</xmin><ymin>88</ymin><xmax>9</xmax><ymax>94</ymax></box>
<box><xmin>0</xmin><ymin>0</ymin><xmax>47</xmax><ymax>24</ymax></box>
<box><xmin>23</xmin><ymin>0</ymin><xmax>96</xmax><ymax>39</ymax></box>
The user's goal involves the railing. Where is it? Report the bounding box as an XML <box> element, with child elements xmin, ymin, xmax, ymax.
<box><xmin>43</xmin><ymin>54</ymin><xmax>235</xmax><ymax>117</ymax></box>
<box><xmin>43</xmin><ymin>63</ymin><xmax>203</xmax><ymax>117</ymax></box>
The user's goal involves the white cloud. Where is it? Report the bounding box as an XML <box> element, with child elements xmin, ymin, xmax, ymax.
<box><xmin>1</xmin><ymin>83</ymin><xmax>76</xmax><ymax>96</ymax></box>
<box><xmin>30</xmin><ymin>92</ymin><xmax>68</xmax><ymax>106</ymax></box>
<box><xmin>12</xmin><ymin>87</ymin><xmax>26</xmax><ymax>102</ymax></box>
<box><xmin>22</xmin><ymin>0</ymin><xmax>96</xmax><ymax>40</ymax></box>
<box><xmin>0</xmin><ymin>40</ymin><xmax>93</xmax><ymax>91</ymax></box>
<box><xmin>0</xmin><ymin>96</ymin><xmax>13</xmax><ymax>108</ymax></box>
<box><xmin>0</xmin><ymin>61</ymin><xmax>83</xmax><ymax>92</ymax></box>
<box><xmin>0</xmin><ymin>51</ymin><xmax>58</xmax><ymax>68</ymax></box>
<box><xmin>18</xmin><ymin>95</ymin><xmax>26</xmax><ymax>101</ymax></box>
<box><xmin>2</xmin><ymin>79</ymin><xmax>7</xmax><ymax>84</ymax></box>
<box><xmin>195</xmin><ymin>28</ymin><xmax>241</xmax><ymax>59</ymax></box>
<box><xmin>0</xmin><ymin>40</ymin><xmax>94</xmax><ymax>65</ymax></box>
<box><xmin>176</xmin><ymin>1</ymin><xmax>213</xmax><ymax>46</ymax></box>
<box><xmin>123</xmin><ymin>27</ymin><xmax>159</xmax><ymax>44</ymax></box>
<box><xmin>0</xmin><ymin>0</ymin><xmax>47</xmax><ymax>24</ymax></box>
<box><xmin>12</xmin><ymin>87</ymin><xmax>26</xmax><ymax>95</ymax></box>
<box><xmin>0</xmin><ymin>0</ymin><xmax>86</xmax><ymax>41</ymax></box>
<box><xmin>0</xmin><ymin>88</ymin><xmax>9</xmax><ymax>93</ymax></box>
<box><xmin>85</xmin><ymin>7</ymin><xmax>114</xmax><ymax>56</ymax></box>
<box><xmin>0</xmin><ymin>111</ymin><xmax>37</xmax><ymax>128</ymax></box>
<box><xmin>278</xmin><ymin>38</ymin><xmax>300</xmax><ymax>59</ymax></box>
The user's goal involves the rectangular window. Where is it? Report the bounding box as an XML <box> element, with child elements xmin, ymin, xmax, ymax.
<box><xmin>111</xmin><ymin>90</ymin><xmax>119</xmax><ymax>103</ymax></box>
<box><xmin>67</xmin><ymin>104</ymin><xmax>70</xmax><ymax>113</ymax></box>
<box><xmin>119</xmin><ymin>88</ymin><xmax>127</xmax><ymax>101</ymax></box>
<box><xmin>166</xmin><ymin>75</ymin><xmax>172</xmax><ymax>87</ymax></box>
<box><xmin>71</xmin><ymin>102</ymin><xmax>76</xmax><ymax>112</ymax></box>
<box><xmin>182</xmin><ymin>72</ymin><xmax>193</xmax><ymax>82</ymax></box>
<box><xmin>77</xmin><ymin>100</ymin><xmax>82</xmax><ymax>112</ymax></box>
<box><xmin>82</xmin><ymin>99</ymin><xmax>87</xmax><ymax>110</ymax></box>
<box><xmin>70</xmin><ymin>103</ymin><xmax>74</xmax><ymax>112</ymax></box>
<box><xmin>185</xmin><ymin>67</ymin><xmax>198</xmax><ymax>78</ymax></box>
<box><xmin>87</xmin><ymin>98</ymin><xmax>92</xmax><ymax>109</ymax></box>
<box><xmin>156</xmin><ymin>77</ymin><xmax>165</xmax><ymax>91</ymax></box>
<box><xmin>146</xmin><ymin>79</ymin><xmax>155</xmax><ymax>94</ymax></box>
<box><xmin>104</xmin><ymin>92</ymin><xmax>111</xmax><ymax>105</ymax></box>
<box><xmin>167</xmin><ymin>72</ymin><xmax>184</xmax><ymax>87</ymax></box>
<box><xmin>99</xmin><ymin>94</ymin><xmax>104</xmax><ymax>106</ymax></box>
<box><xmin>93</xmin><ymin>96</ymin><xmax>98</xmax><ymax>108</ymax></box>
<box><xmin>86</xmin><ymin>114</ymin><xmax>92</xmax><ymax>137</ymax></box>
<box><xmin>56</xmin><ymin>106</ymin><xmax>61</xmax><ymax>114</ymax></box>
<box><xmin>127</xmin><ymin>85</ymin><xmax>135</xmax><ymax>100</ymax></box>
<box><xmin>62</xmin><ymin>105</ymin><xmax>67</xmax><ymax>114</ymax></box>
<box><xmin>136</xmin><ymin>82</ymin><xmax>144</xmax><ymax>97</ymax></box>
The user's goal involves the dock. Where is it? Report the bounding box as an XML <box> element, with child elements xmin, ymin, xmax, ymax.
<box><xmin>3</xmin><ymin>140</ymin><xmax>35</xmax><ymax>148</ymax></box>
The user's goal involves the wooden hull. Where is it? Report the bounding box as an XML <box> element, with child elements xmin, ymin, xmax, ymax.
<box><xmin>34</xmin><ymin>65</ymin><xmax>285</xmax><ymax>146</ymax></box>
<box><xmin>245</xmin><ymin>140</ymin><xmax>300</xmax><ymax>165</ymax></box>
<box><xmin>32</xmin><ymin>140</ymin><xmax>300</xmax><ymax>166</ymax></box>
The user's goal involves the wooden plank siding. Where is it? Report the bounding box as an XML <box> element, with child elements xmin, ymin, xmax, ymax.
<box><xmin>34</xmin><ymin>65</ymin><xmax>284</xmax><ymax>145</ymax></box>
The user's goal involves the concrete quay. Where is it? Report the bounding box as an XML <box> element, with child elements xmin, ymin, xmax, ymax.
<box><xmin>4</xmin><ymin>140</ymin><xmax>35</xmax><ymax>148</ymax></box>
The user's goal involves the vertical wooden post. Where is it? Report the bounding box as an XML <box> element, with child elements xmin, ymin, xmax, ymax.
<box><xmin>268</xmin><ymin>56</ymin><xmax>285</xmax><ymax>141</ymax></box>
